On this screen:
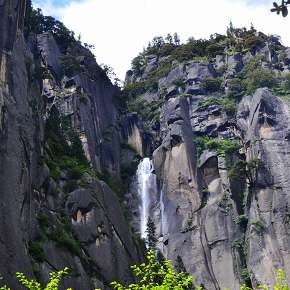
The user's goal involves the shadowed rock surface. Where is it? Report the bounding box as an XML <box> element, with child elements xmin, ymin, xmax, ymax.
<box><xmin>0</xmin><ymin>1</ymin><xmax>142</xmax><ymax>289</ymax></box>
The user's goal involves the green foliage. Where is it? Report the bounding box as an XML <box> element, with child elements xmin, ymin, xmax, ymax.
<box><xmin>244</xmin><ymin>35</ymin><xmax>265</xmax><ymax>50</ymax></box>
<box><xmin>251</xmin><ymin>219</ymin><xmax>265</xmax><ymax>233</ymax></box>
<box><xmin>120</xmin><ymin>157</ymin><xmax>140</xmax><ymax>181</ymax></box>
<box><xmin>0</xmin><ymin>267</ymin><xmax>72</xmax><ymax>290</ymax></box>
<box><xmin>196</xmin><ymin>95</ymin><xmax>237</xmax><ymax>115</ymax></box>
<box><xmin>121</xmin><ymin>82</ymin><xmax>147</xmax><ymax>100</ymax></box>
<box><xmin>197</xmin><ymin>97</ymin><xmax>222</xmax><ymax>110</ymax></box>
<box><xmin>1</xmin><ymin>266</ymin><xmax>290</xmax><ymax>290</ymax></box>
<box><xmin>44</xmin><ymin>112</ymin><xmax>90</xmax><ymax>185</ymax></box>
<box><xmin>173</xmin><ymin>37</ymin><xmax>224</xmax><ymax>62</ymax></box>
<box><xmin>193</xmin><ymin>136</ymin><xmax>241</xmax><ymax>158</ymax></box>
<box><xmin>273</xmin><ymin>73</ymin><xmax>290</xmax><ymax>96</ymax></box>
<box><xmin>158</xmin><ymin>44</ymin><xmax>176</xmax><ymax>57</ymax></box>
<box><xmin>63</xmin><ymin>180</ymin><xmax>78</xmax><ymax>194</ymax></box>
<box><xmin>221</xmin><ymin>98</ymin><xmax>237</xmax><ymax>115</ymax></box>
<box><xmin>231</xmin><ymin>239</ymin><xmax>244</xmax><ymax>251</ymax></box>
<box><xmin>200</xmin><ymin>77</ymin><xmax>223</xmax><ymax>93</ymax></box>
<box><xmin>49</xmin><ymin>226</ymin><xmax>81</xmax><ymax>256</ymax></box>
<box><xmin>131</xmin><ymin>54</ymin><xmax>147</xmax><ymax>75</ymax></box>
<box><xmin>271</xmin><ymin>1</ymin><xmax>290</xmax><ymax>17</ymax></box>
<box><xmin>145</xmin><ymin>34</ymin><xmax>179</xmax><ymax>56</ymax></box>
<box><xmin>96</xmin><ymin>170</ymin><xmax>126</xmax><ymax>198</ymax></box>
<box><xmin>192</xmin><ymin>56</ymin><xmax>209</xmax><ymax>63</ymax></box>
<box><xmin>226</xmin><ymin>78</ymin><xmax>245</xmax><ymax>98</ymax></box>
<box><xmin>228</xmin><ymin>159</ymin><xmax>260</xmax><ymax>184</ymax></box>
<box><xmin>130</xmin><ymin>32</ymin><xmax>227</xmax><ymax>66</ymax></box>
<box><xmin>241</xmin><ymin>268</ymin><xmax>251</xmax><ymax>287</ymax></box>
<box><xmin>149</xmin><ymin>60</ymin><xmax>173</xmax><ymax>81</ymax></box>
<box><xmin>235</xmin><ymin>215</ymin><xmax>248</xmax><ymax>228</ymax></box>
<box><xmin>17</xmin><ymin>267</ymin><xmax>71</xmax><ymax>290</ymax></box>
<box><xmin>28</xmin><ymin>241</ymin><xmax>46</xmax><ymax>263</ymax></box>
<box><xmin>60</xmin><ymin>157</ymin><xmax>89</xmax><ymax>180</ymax></box>
<box><xmin>24</xmin><ymin>3</ymin><xmax>75</xmax><ymax>50</ymax></box>
<box><xmin>60</xmin><ymin>55</ymin><xmax>83</xmax><ymax>77</ymax></box>
<box><xmin>126</xmin><ymin>97</ymin><xmax>164</xmax><ymax>132</ymax></box>
<box><xmin>272</xmin><ymin>269</ymin><xmax>290</xmax><ymax>290</ymax></box>
<box><xmin>37</xmin><ymin>213</ymin><xmax>49</xmax><ymax>232</ymax></box>
<box><xmin>235</xmin><ymin>55</ymin><xmax>278</xmax><ymax>95</ymax></box>
<box><xmin>175</xmin><ymin>256</ymin><xmax>188</xmax><ymax>274</ymax></box>
<box><xmin>243</xmin><ymin>68</ymin><xmax>277</xmax><ymax>94</ymax></box>
<box><xmin>205</xmin><ymin>42</ymin><xmax>225</xmax><ymax>57</ymax></box>
<box><xmin>241</xmin><ymin>55</ymin><xmax>264</xmax><ymax>76</ymax></box>
<box><xmin>111</xmin><ymin>249</ymin><xmax>194</xmax><ymax>289</ymax></box>
<box><xmin>35</xmin><ymin>211</ymin><xmax>81</xmax><ymax>257</ymax></box>
<box><xmin>173</xmin><ymin>78</ymin><xmax>186</xmax><ymax>88</ymax></box>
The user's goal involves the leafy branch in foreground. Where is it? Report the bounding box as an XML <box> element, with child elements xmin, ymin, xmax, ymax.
<box><xmin>111</xmin><ymin>249</ymin><xmax>195</xmax><ymax>290</ymax></box>
<box><xmin>271</xmin><ymin>0</ymin><xmax>290</xmax><ymax>17</ymax></box>
<box><xmin>0</xmin><ymin>263</ymin><xmax>289</xmax><ymax>289</ymax></box>
<box><xmin>0</xmin><ymin>268</ymin><xmax>72</xmax><ymax>290</ymax></box>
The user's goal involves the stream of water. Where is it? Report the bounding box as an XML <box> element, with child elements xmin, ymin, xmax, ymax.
<box><xmin>137</xmin><ymin>158</ymin><xmax>155</xmax><ymax>239</ymax></box>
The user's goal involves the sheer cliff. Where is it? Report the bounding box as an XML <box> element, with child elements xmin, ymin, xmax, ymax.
<box><xmin>2</xmin><ymin>1</ymin><xmax>290</xmax><ymax>289</ymax></box>
<box><xmin>0</xmin><ymin>1</ymin><xmax>143</xmax><ymax>289</ymax></box>
<box><xmin>124</xmin><ymin>30</ymin><xmax>290</xmax><ymax>289</ymax></box>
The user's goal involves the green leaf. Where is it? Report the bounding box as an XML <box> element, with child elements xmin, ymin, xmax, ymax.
<box><xmin>282</xmin><ymin>6</ymin><xmax>289</xmax><ymax>16</ymax></box>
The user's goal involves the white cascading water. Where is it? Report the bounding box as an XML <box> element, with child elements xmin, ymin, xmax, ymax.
<box><xmin>160</xmin><ymin>189</ymin><xmax>165</xmax><ymax>236</ymax></box>
<box><xmin>137</xmin><ymin>158</ymin><xmax>156</xmax><ymax>239</ymax></box>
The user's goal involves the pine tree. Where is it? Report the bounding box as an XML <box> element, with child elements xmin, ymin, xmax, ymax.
<box><xmin>226</xmin><ymin>21</ymin><xmax>235</xmax><ymax>37</ymax></box>
<box><xmin>173</xmin><ymin>32</ymin><xmax>180</xmax><ymax>46</ymax></box>
<box><xmin>165</xmin><ymin>33</ymin><xmax>173</xmax><ymax>44</ymax></box>
<box><xmin>175</xmin><ymin>255</ymin><xmax>188</xmax><ymax>274</ymax></box>
<box><xmin>156</xmin><ymin>249</ymin><xmax>166</xmax><ymax>264</ymax></box>
<box><xmin>146</xmin><ymin>217</ymin><xmax>157</xmax><ymax>249</ymax></box>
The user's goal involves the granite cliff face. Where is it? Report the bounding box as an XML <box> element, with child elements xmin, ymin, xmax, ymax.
<box><xmin>124</xmin><ymin>31</ymin><xmax>290</xmax><ymax>289</ymax></box>
<box><xmin>2</xmin><ymin>1</ymin><xmax>290</xmax><ymax>289</ymax></box>
<box><xmin>0</xmin><ymin>1</ymin><xmax>142</xmax><ymax>289</ymax></box>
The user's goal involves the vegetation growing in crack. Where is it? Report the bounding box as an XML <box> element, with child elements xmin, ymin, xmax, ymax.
<box><xmin>193</xmin><ymin>136</ymin><xmax>241</xmax><ymax>158</ymax></box>
<box><xmin>197</xmin><ymin>97</ymin><xmax>237</xmax><ymax>115</ymax></box>
<box><xmin>251</xmin><ymin>219</ymin><xmax>265</xmax><ymax>233</ymax></box>
<box><xmin>228</xmin><ymin>158</ymin><xmax>261</xmax><ymax>187</ymax></box>
<box><xmin>235</xmin><ymin>214</ymin><xmax>248</xmax><ymax>228</ymax></box>
<box><xmin>33</xmin><ymin>211</ymin><xmax>81</xmax><ymax>258</ymax></box>
<box><xmin>44</xmin><ymin>110</ymin><xmax>91</xmax><ymax>190</ymax></box>
<box><xmin>200</xmin><ymin>77</ymin><xmax>223</xmax><ymax>93</ymax></box>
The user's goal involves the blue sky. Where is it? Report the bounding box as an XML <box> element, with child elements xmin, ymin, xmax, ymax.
<box><xmin>34</xmin><ymin>0</ymin><xmax>71</xmax><ymax>8</ymax></box>
<box><xmin>33</xmin><ymin>0</ymin><xmax>290</xmax><ymax>80</ymax></box>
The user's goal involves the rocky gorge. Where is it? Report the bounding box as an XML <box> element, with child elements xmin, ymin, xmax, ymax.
<box><xmin>1</xmin><ymin>0</ymin><xmax>290</xmax><ymax>289</ymax></box>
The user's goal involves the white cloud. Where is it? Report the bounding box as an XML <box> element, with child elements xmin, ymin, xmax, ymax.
<box><xmin>35</xmin><ymin>0</ymin><xmax>290</xmax><ymax>80</ymax></box>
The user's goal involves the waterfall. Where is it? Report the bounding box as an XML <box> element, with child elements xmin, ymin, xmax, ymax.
<box><xmin>160</xmin><ymin>189</ymin><xmax>165</xmax><ymax>236</ymax></box>
<box><xmin>137</xmin><ymin>158</ymin><xmax>155</xmax><ymax>239</ymax></box>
